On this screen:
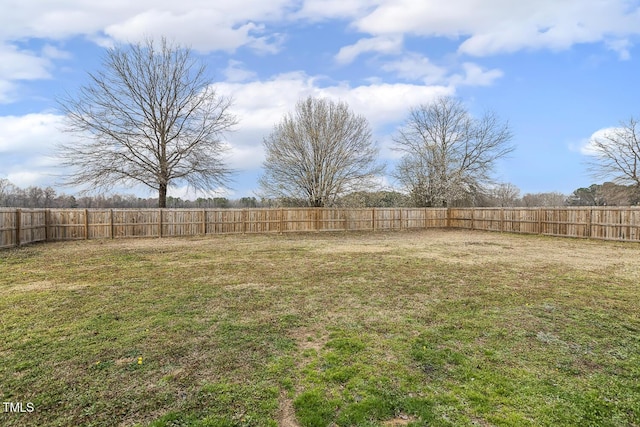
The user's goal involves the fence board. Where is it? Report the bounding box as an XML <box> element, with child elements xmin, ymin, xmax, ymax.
<box><xmin>111</xmin><ymin>209</ymin><xmax>160</xmax><ymax>238</ymax></box>
<box><xmin>0</xmin><ymin>209</ymin><xmax>48</xmax><ymax>247</ymax></box>
<box><xmin>446</xmin><ymin>207</ymin><xmax>640</xmax><ymax>242</ymax></box>
<box><xmin>19</xmin><ymin>210</ymin><xmax>47</xmax><ymax>245</ymax></box>
<box><xmin>0</xmin><ymin>209</ymin><xmax>16</xmax><ymax>248</ymax></box>
<box><xmin>2</xmin><ymin>207</ymin><xmax>640</xmax><ymax>248</ymax></box>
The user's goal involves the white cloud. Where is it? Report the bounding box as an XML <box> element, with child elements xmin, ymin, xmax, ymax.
<box><xmin>216</xmin><ymin>71</ymin><xmax>453</xmax><ymax>135</ymax></box>
<box><xmin>0</xmin><ymin>113</ymin><xmax>64</xmax><ymax>154</ymax></box>
<box><xmin>103</xmin><ymin>10</ymin><xmax>275</xmax><ymax>53</ymax></box>
<box><xmin>0</xmin><ymin>1</ymin><xmax>292</xmax><ymax>52</ymax></box>
<box><xmin>449</xmin><ymin>62</ymin><xmax>504</xmax><ymax>86</ymax></box>
<box><xmin>217</xmin><ymin>72</ymin><xmax>319</xmax><ymax>129</ymax></box>
<box><xmin>0</xmin><ymin>81</ymin><xmax>17</xmax><ymax>104</ymax></box>
<box><xmin>0</xmin><ymin>45</ymin><xmax>53</xmax><ymax>81</ymax></box>
<box><xmin>380</xmin><ymin>53</ymin><xmax>503</xmax><ymax>87</ymax></box>
<box><xmin>323</xmin><ymin>82</ymin><xmax>453</xmax><ymax>127</ymax></box>
<box><xmin>2</xmin><ymin>0</ymin><xmax>637</xmax><ymax>108</ymax></box>
<box><xmin>0</xmin><ymin>43</ymin><xmax>73</xmax><ymax>103</ymax></box>
<box><xmin>292</xmin><ymin>0</ymin><xmax>375</xmax><ymax>21</ymax></box>
<box><xmin>227</xmin><ymin>143</ymin><xmax>266</xmax><ymax>171</ymax></box>
<box><xmin>41</xmin><ymin>44</ymin><xmax>71</xmax><ymax>60</ymax></box>
<box><xmin>5</xmin><ymin>170</ymin><xmax>46</xmax><ymax>188</ymax></box>
<box><xmin>606</xmin><ymin>39</ymin><xmax>632</xmax><ymax>60</ymax></box>
<box><xmin>222</xmin><ymin>60</ymin><xmax>258</xmax><ymax>83</ymax></box>
<box><xmin>2</xmin><ymin>1</ymin><xmax>639</xmax><ymax>60</ymax></box>
<box><xmin>353</xmin><ymin>0</ymin><xmax>640</xmax><ymax>57</ymax></box>
<box><xmin>335</xmin><ymin>35</ymin><xmax>403</xmax><ymax>64</ymax></box>
<box><xmin>381</xmin><ymin>53</ymin><xmax>448</xmax><ymax>83</ymax></box>
<box><xmin>579</xmin><ymin>127</ymin><xmax>619</xmax><ymax>156</ymax></box>
<box><xmin>0</xmin><ymin>2</ymin><xmax>297</xmax><ymax>105</ymax></box>
<box><xmin>0</xmin><ymin>113</ymin><xmax>69</xmax><ymax>187</ymax></box>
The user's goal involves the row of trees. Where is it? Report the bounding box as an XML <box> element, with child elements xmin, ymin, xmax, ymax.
<box><xmin>566</xmin><ymin>182</ymin><xmax>640</xmax><ymax>206</ymax></box>
<box><xmin>20</xmin><ymin>38</ymin><xmax>640</xmax><ymax>208</ymax></box>
<box><xmin>4</xmin><ymin>177</ymin><xmax>637</xmax><ymax>208</ymax></box>
<box><xmin>0</xmin><ymin>179</ymin><xmax>258</xmax><ymax>208</ymax></box>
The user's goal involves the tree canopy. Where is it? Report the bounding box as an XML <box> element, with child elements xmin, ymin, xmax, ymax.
<box><xmin>57</xmin><ymin>38</ymin><xmax>237</xmax><ymax>208</ymax></box>
<box><xmin>393</xmin><ymin>96</ymin><xmax>513</xmax><ymax>207</ymax></box>
<box><xmin>587</xmin><ymin>116</ymin><xmax>640</xmax><ymax>190</ymax></box>
<box><xmin>259</xmin><ymin>96</ymin><xmax>383</xmax><ymax>207</ymax></box>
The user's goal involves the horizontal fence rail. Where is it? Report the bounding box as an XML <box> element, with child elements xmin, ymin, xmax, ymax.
<box><xmin>1</xmin><ymin>207</ymin><xmax>640</xmax><ymax>249</ymax></box>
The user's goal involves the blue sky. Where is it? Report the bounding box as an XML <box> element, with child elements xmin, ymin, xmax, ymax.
<box><xmin>1</xmin><ymin>0</ymin><xmax>639</xmax><ymax>200</ymax></box>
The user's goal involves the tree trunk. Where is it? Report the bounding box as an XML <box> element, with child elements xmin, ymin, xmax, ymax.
<box><xmin>159</xmin><ymin>183</ymin><xmax>168</xmax><ymax>208</ymax></box>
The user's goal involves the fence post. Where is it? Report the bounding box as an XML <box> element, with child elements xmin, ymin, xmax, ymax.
<box><xmin>15</xmin><ymin>209</ymin><xmax>21</xmax><ymax>247</ymax></box>
<box><xmin>399</xmin><ymin>208</ymin><xmax>403</xmax><ymax>230</ymax></box>
<box><xmin>110</xmin><ymin>209</ymin><xmax>114</xmax><ymax>239</ymax></box>
<box><xmin>471</xmin><ymin>209</ymin><xmax>475</xmax><ymax>230</ymax></box>
<box><xmin>372</xmin><ymin>208</ymin><xmax>376</xmax><ymax>231</ymax></box>
<box><xmin>500</xmin><ymin>208</ymin><xmax>505</xmax><ymax>232</ymax></box>
<box><xmin>242</xmin><ymin>209</ymin><xmax>247</xmax><ymax>234</ymax></box>
<box><xmin>343</xmin><ymin>209</ymin><xmax>348</xmax><ymax>232</ymax></box>
<box><xmin>626</xmin><ymin>208</ymin><xmax>631</xmax><ymax>241</ymax></box>
<box><xmin>586</xmin><ymin>209</ymin><xmax>592</xmax><ymax>238</ymax></box>
<box><xmin>158</xmin><ymin>209</ymin><xmax>163</xmax><ymax>238</ymax></box>
<box><xmin>202</xmin><ymin>209</ymin><xmax>207</xmax><ymax>235</ymax></box>
<box><xmin>538</xmin><ymin>208</ymin><xmax>543</xmax><ymax>235</ymax></box>
<box><xmin>84</xmin><ymin>209</ymin><xmax>89</xmax><ymax>239</ymax></box>
<box><xmin>45</xmin><ymin>209</ymin><xmax>50</xmax><ymax>242</ymax></box>
<box><xmin>280</xmin><ymin>208</ymin><xmax>284</xmax><ymax>234</ymax></box>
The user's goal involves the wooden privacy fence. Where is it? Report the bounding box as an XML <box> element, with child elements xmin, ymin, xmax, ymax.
<box><xmin>1</xmin><ymin>207</ymin><xmax>640</xmax><ymax>249</ymax></box>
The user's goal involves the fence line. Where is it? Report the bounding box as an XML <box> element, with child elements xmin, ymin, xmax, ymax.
<box><xmin>1</xmin><ymin>207</ymin><xmax>640</xmax><ymax>249</ymax></box>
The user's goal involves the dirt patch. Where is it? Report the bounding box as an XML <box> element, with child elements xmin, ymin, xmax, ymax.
<box><xmin>382</xmin><ymin>414</ymin><xmax>417</xmax><ymax>426</ymax></box>
<box><xmin>291</xmin><ymin>326</ymin><xmax>329</xmax><ymax>352</ymax></box>
<box><xmin>277</xmin><ymin>391</ymin><xmax>300</xmax><ymax>427</ymax></box>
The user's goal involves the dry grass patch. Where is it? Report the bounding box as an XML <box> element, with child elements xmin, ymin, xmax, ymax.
<box><xmin>1</xmin><ymin>230</ymin><xmax>639</xmax><ymax>426</ymax></box>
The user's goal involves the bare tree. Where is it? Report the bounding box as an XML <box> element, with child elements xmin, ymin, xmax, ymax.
<box><xmin>490</xmin><ymin>183</ymin><xmax>521</xmax><ymax>207</ymax></box>
<box><xmin>0</xmin><ymin>178</ymin><xmax>17</xmax><ymax>207</ymax></box>
<box><xmin>57</xmin><ymin>38</ymin><xmax>237</xmax><ymax>208</ymax></box>
<box><xmin>587</xmin><ymin>116</ymin><xmax>640</xmax><ymax>189</ymax></box>
<box><xmin>393</xmin><ymin>96</ymin><xmax>514</xmax><ymax>207</ymax></box>
<box><xmin>43</xmin><ymin>186</ymin><xmax>57</xmax><ymax>208</ymax></box>
<box><xmin>521</xmin><ymin>192</ymin><xmax>567</xmax><ymax>207</ymax></box>
<box><xmin>259</xmin><ymin>96</ymin><xmax>383</xmax><ymax>207</ymax></box>
<box><xmin>25</xmin><ymin>186</ymin><xmax>44</xmax><ymax>208</ymax></box>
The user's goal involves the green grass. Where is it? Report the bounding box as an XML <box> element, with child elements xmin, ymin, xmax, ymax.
<box><xmin>1</xmin><ymin>230</ymin><xmax>639</xmax><ymax>426</ymax></box>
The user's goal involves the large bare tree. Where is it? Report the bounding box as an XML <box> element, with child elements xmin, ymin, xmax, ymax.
<box><xmin>259</xmin><ymin>96</ymin><xmax>383</xmax><ymax>207</ymax></box>
<box><xmin>587</xmin><ymin>116</ymin><xmax>640</xmax><ymax>189</ymax></box>
<box><xmin>57</xmin><ymin>38</ymin><xmax>237</xmax><ymax>208</ymax></box>
<box><xmin>393</xmin><ymin>96</ymin><xmax>514</xmax><ymax>207</ymax></box>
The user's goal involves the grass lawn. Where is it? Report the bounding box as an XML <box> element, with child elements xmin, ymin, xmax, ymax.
<box><xmin>1</xmin><ymin>230</ymin><xmax>639</xmax><ymax>427</ymax></box>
